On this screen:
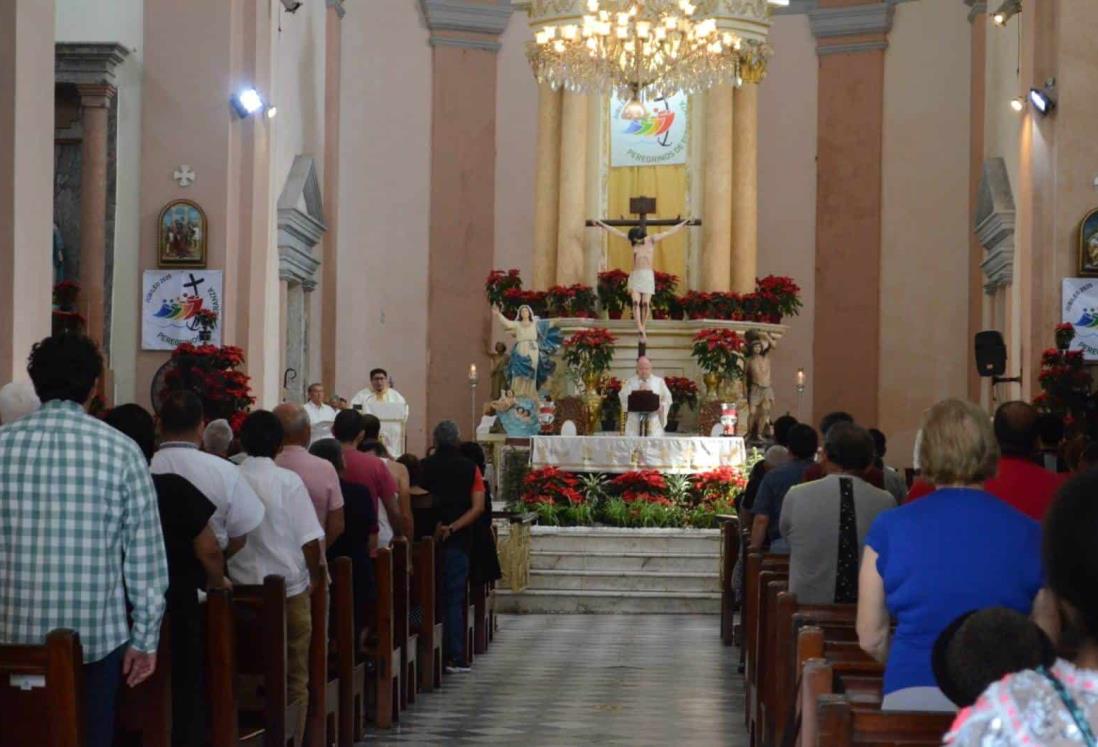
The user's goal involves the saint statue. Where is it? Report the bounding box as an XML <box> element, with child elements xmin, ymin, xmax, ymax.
<box><xmin>491</xmin><ymin>304</ymin><xmax>562</xmax><ymax>401</ymax></box>
<box><xmin>745</xmin><ymin>330</ymin><xmax>776</xmax><ymax>442</ymax></box>
<box><xmin>619</xmin><ymin>356</ymin><xmax>673</xmax><ymax>437</ymax></box>
<box><xmin>489</xmin><ymin>341</ymin><xmax>509</xmax><ymax>401</ymax></box>
<box><xmin>593</xmin><ymin>219</ymin><xmax>689</xmax><ymax>341</ymax></box>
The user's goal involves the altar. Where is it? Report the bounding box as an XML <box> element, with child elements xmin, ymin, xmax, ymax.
<box><xmin>530</xmin><ymin>435</ymin><xmax>746</xmax><ymax>474</ymax></box>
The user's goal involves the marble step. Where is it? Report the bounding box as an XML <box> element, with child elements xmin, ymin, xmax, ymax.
<box><xmin>495</xmin><ymin>589</ymin><xmax>721</xmax><ymax>615</ymax></box>
<box><xmin>520</xmin><ymin>527</ymin><xmax>722</xmax><ymax>555</ymax></box>
<box><xmin>530</xmin><ymin>569</ymin><xmax>719</xmax><ymax>593</ymax></box>
<box><xmin>530</xmin><ymin>550</ymin><xmax>718</xmax><ymax>573</ymax></box>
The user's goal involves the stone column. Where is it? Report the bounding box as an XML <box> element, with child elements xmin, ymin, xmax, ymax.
<box><xmin>76</xmin><ymin>84</ymin><xmax>115</xmax><ymax>350</ymax></box>
<box><xmin>321</xmin><ymin>0</ymin><xmax>345</xmax><ymax>393</ymax></box>
<box><xmin>532</xmin><ymin>84</ymin><xmax>562</xmax><ymax>289</ymax></box>
<box><xmin>731</xmin><ymin>83</ymin><xmax>758</xmax><ymax>294</ymax></box>
<box><xmin>701</xmin><ymin>85</ymin><xmax>734</xmax><ymax>292</ymax></box>
<box><xmin>809</xmin><ymin>1</ymin><xmax>892</xmax><ymax>426</ymax></box>
<box><xmin>0</xmin><ymin>0</ymin><xmax>54</xmax><ymax>381</ymax></box>
<box><xmin>556</xmin><ymin>91</ymin><xmax>588</xmax><ymax>285</ymax></box>
<box><xmin>965</xmin><ymin>0</ymin><xmax>987</xmax><ymax>402</ymax></box>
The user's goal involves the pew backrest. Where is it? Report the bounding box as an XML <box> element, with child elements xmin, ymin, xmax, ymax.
<box><xmin>816</xmin><ymin>693</ymin><xmax>954</xmax><ymax>747</ymax></box>
<box><xmin>0</xmin><ymin>629</ymin><xmax>83</xmax><ymax>747</ymax></box>
<box><xmin>206</xmin><ymin>588</ymin><xmax>239</xmax><ymax>747</ymax></box>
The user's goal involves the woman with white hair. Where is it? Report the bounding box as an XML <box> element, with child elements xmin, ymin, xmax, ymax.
<box><xmin>856</xmin><ymin>398</ymin><xmax>1043</xmax><ymax>712</ymax></box>
<box><xmin>201</xmin><ymin>418</ymin><xmax>234</xmax><ymax>458</ymax></box>
<box><xmin>0</xmin><ymin>379</ymin><xmax>40</xmax><ymax>425</ymax></box>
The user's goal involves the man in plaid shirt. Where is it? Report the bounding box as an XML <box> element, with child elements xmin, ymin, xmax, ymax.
<box><xmin>0</xmin><ymin>334</ymin><xmax>169</xmax><ymax>747</ymax></box>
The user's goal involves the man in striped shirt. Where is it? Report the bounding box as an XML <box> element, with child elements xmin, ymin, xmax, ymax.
<box><xmin>0</xmin><ymin>334</ymin><xmax>169</xmax><ymax>747</ymax></box>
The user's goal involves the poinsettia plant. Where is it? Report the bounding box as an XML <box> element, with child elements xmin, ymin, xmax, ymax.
<box><xmin>547</xmin><ymin>284</ymin><xmax>598</xmax><ymax>318</ymax></box>
<box><xmin>609</xmin><ymin>470</ymin><xmax>671</xmax><ymax>504</ymax></box>
<box><xmin>486</xmin><ymin>269</ymin><xmax>522</xmax><ymax>307</ymax></box>
<box><xmin>755</xmin><ymin>275</ymin><xmax>802</xmax><ymax>321</ymax></box>
<box><xmin>501</xmin><ymin>287</ymin><xmax>548</xmax><ymax>318</ymax></box>
<box><xmin>597</xmin><ymin>269</ymin><xmax>630</xmax><ymax>318</ymax></box>
<box><xmin>651</xmin><ymin>271</ymin><xmax>680</xmax><ymax>319</ymax></box>
<box><xmin>563</xmin><ymin>327</ymin><xmax>617</xmax><ymax>379</ymax></box>
<box><xmin>521</xmin><ymin>466</ymin><xmax>584</xmax><ymax>507</ymax></box>
<box><xmin>690</xmin><ymin>466</ymin><xmax>746</xmax><ymax>505</ymax></box>
<box><xmin>691</xmin><ymin>328</ymin><xmax>745</xmax><ymax>378</ymax></box>
<box><xmin>164</xmin><ymin>342</ymin><xmax>254</xmax><ymax>432</ymax></box>
<box><xmin>665</xmin><ymin>376</ymin><xmax>699</xmax><ymax>417</ymax></box>
<box><xmin>1035</xmin><ymin>344</ymin><xmax>1092</xmax><ymax>434</ymax></box>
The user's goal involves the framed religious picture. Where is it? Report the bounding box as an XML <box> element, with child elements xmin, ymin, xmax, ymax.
<box><xmin>157</xmin><ymin>199</ymin><xmax>208</xmax><ymax>267</ymax></box>
<box><xmin>1078</xmin><ymin>207</ymin><xmax>1098</xmax><ymax>277</ymax></box>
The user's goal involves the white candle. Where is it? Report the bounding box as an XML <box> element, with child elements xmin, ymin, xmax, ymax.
<box><xmin>796</xmin><ymin>368</ymin><xmax>806</xmax><ymax>388</ymax></box>
<box><xmin>469</xmin><ymin>363</ymin><xmax>478</xmax><ymax>382</ymax></box>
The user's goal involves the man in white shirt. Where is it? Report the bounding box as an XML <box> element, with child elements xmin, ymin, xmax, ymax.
<box><xmin>230</xmin><ymin>410</ymin><xmax>325</xmax><ymax>718</ymax></box>
<box><xmin>349</xmin><ymin>368</ymin><xmax>409</xmax><ymax>455</ymax></box>
<box><xmin>619</xmin><ymin>356</ymin><xmax>673</xmax><ymax>437</ymax></box>
<box><xmin>151</xmin><ymin>391</ymin><xmax>265</xmax><ymax>557</ymax></box>
<box><xmin>303</xmin><ymin>382</ymin><xmax>337</xmax><ymax>443</ymax></box>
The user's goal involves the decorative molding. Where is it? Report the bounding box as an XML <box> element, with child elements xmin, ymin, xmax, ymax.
<box><xmin>975</xmin><ymin>157</ymin><xmax>1015</xmax><ymax>293</ymax></box>
<box><xmin>326</xmin><ymin>0</ymin><xmax>346</xmax><ymax>19</ymax></box>
<box><xmin>779</xmin><ymin>0</ymin><xmax>917</xmax><ymax>18</ymax></box>
<box><xmin>421</xmin><ymin>0</ymin><xmax>512</xmax><ymax>35</ymax></box>
<box><xmin>430</xmin><ymin>35</ymin><xmax>503</xmax><ymax>52</ymax></box>
<box><xmin>816</xmin><ymin>39</ymin><xmax>888</xmax><ymax>55</ymax></box>
<box><xmin>277</xmin><ymin>155</ymin><xmax>326</xmax><ymax>290</ymax></box>
<box><xmin>55</xmin><ymin>42</ymin><xmax>130</xmax><ymax>87</ymax></box>
<box><xmin>809</xmin><ymin>3</ymin><xmax>894</xmax><ymax>37</ymax></box>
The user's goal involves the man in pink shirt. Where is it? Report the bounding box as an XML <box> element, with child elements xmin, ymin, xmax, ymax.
<box><xmin>332</xmin><ymin>409</ymin><xmax>409</xmax><ymax>547</ymax></box>
<box><xmin>274</xmin><ymin>403</ymin><xmax>345</xmax><ymax>544</ymax></box>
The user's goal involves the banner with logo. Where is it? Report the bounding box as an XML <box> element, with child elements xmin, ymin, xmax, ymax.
<box><xmin>609</xmin><ymin>92</ymin><xmax>689</xmax><ymax>167</ymax></box>
<box><xmin>142</xmin><ymin>269</ymin><xmax>223</xmax><ymax>350</ymax></box>
<box><xmin>1062</xmin><ymin>278</ymin><xmax>1098</xmax><ymax>360</ymax></box>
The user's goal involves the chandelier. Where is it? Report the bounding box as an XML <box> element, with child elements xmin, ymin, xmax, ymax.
<box><xmin>527</xmin><ymin>0</ymin><xmax>771</xmax><ymax>107</ymax></box>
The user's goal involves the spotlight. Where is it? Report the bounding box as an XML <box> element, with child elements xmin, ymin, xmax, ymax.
<box><xmin>280</xmin><ymin>0</ymin><xmax>303</xmax><ymax>12</ymax></box>
<box><xmin>1010</xmin><ymin>96</ymin><xmax>1025</xmax><ymax>112</ymax></box>
<box><xmin>1028</xmin><ymin>79</ymin><xmax>1056</xmax><ymax>116</ymax></box>
<box><xmin>992</xmin><ymin>0</ymin><xmax>1021</xmax><ymax>26</ymax></box>
<box><xmin>230</xmin><ymin>87</ymin><xmax>266</xmax><ymax>118</ymax></box>
<box><xmin>266</xmin><ymin>106</ymin><xmax>278</xmax><ymax>119</ymax></box>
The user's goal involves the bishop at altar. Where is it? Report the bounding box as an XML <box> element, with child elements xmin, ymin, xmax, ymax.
<box><xmin>619</xmin><ymin>357</ymin><xmax>673</xmax><ymax>437</ymax></box>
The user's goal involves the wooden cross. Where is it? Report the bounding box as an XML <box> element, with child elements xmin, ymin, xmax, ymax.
<box><xmin>585</xmin><ymin>196</ymin><xmax>702</xmax><ymax>233</ymax></box>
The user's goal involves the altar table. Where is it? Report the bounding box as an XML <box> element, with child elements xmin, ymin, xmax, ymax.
<box><xmin>530</xmin><ymin>435</ymin><xmax>746</xmax><ymax>474</ymax></box>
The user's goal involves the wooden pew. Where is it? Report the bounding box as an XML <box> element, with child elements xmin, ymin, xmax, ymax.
<box><xmin>465</xmin><ymin>580</ymin><xmax>476</xmax><ymax>666</ymax></box>
<box><xmin>413</xmin><ymin>539</ymin><xmax>444</xmax><ymax>692</ymax></box>
<box><xmin>234</xmin><ymin>575</ymin><xmax>304</xmax><ymax>747</ymax></box>
<box><xmin>743</xmin><ymin>552</ymin><xmax>789</xmax><ymax>704</ymax></box>
<box><xmin>329</xmin><ymin>557</ymin><xmax>363</xmax><ymax>747</ymax></box>
<box><xmin>368</xmin><ymin>547</ymin><xmax>400</xmax><ymax>728</ymax></box>
<box><xmin>205</xmin><ymin>587</ymin><xmax>244</xmax><ymax>747</ymax></box>
<box><xmin>753</xmin><ymin>577</ymin><xmax>789</xmax><ymax>747</ymax></box>
<box><xmin>391</xmin><ymin>537</ymin><xmax>419</xmax><ymax>710</ymax></box>
<box><xmin>816</xmin><ymin>689</ymin><xmax>953</xmax><ymax>746</ymax></box>
<box><xmin>306</xmin><ymin>571</ymin><xmax>338</xmax><ymax>747</ymax></box>
<box><xmin>797</xmin><ymin>629</ymin><xmax>887</xmax><ymax>747</ymax></box>
<box><xmin>0</xmin><ymin>629</ymin><xmax>83</xmax><ymax>747</ymax></box>
<box><xmin>472</xmin><ymin>579</ymin><xmax>491</xmax><ymax>656</ymax></box>
<box><xmin>744</xmin><ymin>555</ymin><xmax>788</xmax><ymax>740</ymax></box>
<box><xmin>719</xmin><ymin>516</ymin><xmax>741</xmax><ymax>646</ymax></box>
<box><xmin>114</xmin><ymin>615</ymin><xmax>172</xmax><ymax>747</ymax></box>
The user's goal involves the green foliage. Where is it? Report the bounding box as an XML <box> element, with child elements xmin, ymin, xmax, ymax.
<box><xmin>501</xmin><ymin>448</ymin><xmax>530</xmax><ymax>509</ymax></box>
<box><xmin>560</xmin><ymin>502</ymin><xmax>595</xmax><ymax>526</ymax></box>
<box><xmin>665</xmin><ymin>474</ymin><xmax>692</xmax><ymax>505</ymax></box>
<box><xmin>577</xmin><ymin>472</ymin><xmax>609</xmax><ymax>503</ymax></box>
<box><xmin>600</xmin><ymin>497</ymin><xmax>631</xmax><ymax>527</ymax></box>
<box><xmin>530</xmin><ymin>500</ymin><xmax>561</xmax><ymax>526</ymax></box>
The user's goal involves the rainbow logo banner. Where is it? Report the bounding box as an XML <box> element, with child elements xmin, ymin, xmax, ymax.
<box><xmin>142</xmin><ymin>269</ymin><xmax>223</xmax><ymax>351</ymax></box>
<box><xmin>610</xmin><ymin>91</ymin><xmax>688</xmax><ymax>168</ymax></box>
<box><xmin>1063</xmin><ymin>278</ymin><xmax>1098</xmax><ymax>360</ymax></box>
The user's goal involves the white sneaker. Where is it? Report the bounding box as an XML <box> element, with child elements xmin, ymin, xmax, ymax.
<box><xmin>445</xmin><ymin>661</ymin><xmax>472</xmax><ymax>674</ymax></box>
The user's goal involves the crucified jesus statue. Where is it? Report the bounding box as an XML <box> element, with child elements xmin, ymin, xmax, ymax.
<box><xmin>587</xmin><ymin>197</ymin><xmax>700</xmax><ymax>349</ymax></box>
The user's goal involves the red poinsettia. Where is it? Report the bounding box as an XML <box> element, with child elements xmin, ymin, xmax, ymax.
<box><xmin>691</xmin><ymin>466</ymin><xmax>747</xmax><ymax>504</ymax></box>
<box><xmin>610</xmin><ymin>470</ymin><xmax>670</xmax><ymax>503</ymax></box>
<box><xmin>164</xmin><ymin>342</ymin><xmax>255</xmax><ymax>431</ymax></box>
<box><xmin>486</xmin><ymin>268</ymin><xmax>522</xmax><ymax>307</ymax></box>
<box><xmin>522</xmin><ymin>466</ymin><xmax>585</xmax><ymax>506</ymax></box>
<box><xmin>563</xmin><ymin>327</ymin><xmax>617</xmax><ymax>378</ymax></box>
<box><xmin>691</xmin><ymin>328</ymin><xmax>745</xmax><ymax>377</ymax></box>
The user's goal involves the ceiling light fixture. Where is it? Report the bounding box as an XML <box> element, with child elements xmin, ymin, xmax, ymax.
<box><xmin>992</xmin><ymin>0</ymin><xmax>1021</xmax><ymax>27</ymax></box>
<box><xmin>1028</xmin><ymin>79</ymin><xmax>1056</xmax><ymax>115</ymax></box>
<box><xmin>1009</xmin><ymin>96</ymin><xmax>1025</xmax><ymax>112</ymax></box>
<box><xmin>230</xmin><ymin>87</ymin><xmax>266</xmax><ymax>118</ymax></box>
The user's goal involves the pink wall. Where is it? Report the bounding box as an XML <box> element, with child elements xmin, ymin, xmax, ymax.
<box><xmin>336</xmin><ymin>2</ymin><xmax>431</xmax><ymax>449</ymax></box>
<box><xmin>757</xmin><ymin>14</ymin><xmax>817</xmax><ymax>425</ymax></box>
<box><xmin>494</xmin><ymin>12</ymin><xmax>536</xmax><ymax>278</ymax></box>
<box><xmin>878</xmin><ymin>0</ymin><xmax>972</xmax><ymax>466</ymax></box>
<box><xmin>426</xmin><ymin>44</ymin><xmax>500</xmax><ymax>443</ymax></box>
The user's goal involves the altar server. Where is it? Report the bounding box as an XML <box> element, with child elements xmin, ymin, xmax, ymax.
<box><xmin>619</xmin><ymin>356</ymin><xmax>673</xmax><ymax>437</ymax></box>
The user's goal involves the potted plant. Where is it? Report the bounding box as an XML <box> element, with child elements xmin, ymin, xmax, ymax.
<box><xmin>1056</xmin><ymin>322</ymin><xmax>1076</xmax><ymax>351</ymax></box>
<box><xmin>562</xmin><ymin>327</ymin><xmax>618</xmax><ymax>432</ymax></box>
<box><xmin>691</xmin><ymin>328</ymin><xmax>745</xmax><ymax>401</ymax></box>
<box><xmin>485</xmin><ymin>269</ymin><xmax>522</xmax><ymax>308</ymax></box>
<box><xmin>164</xmin><ymin>343</ymin><xmax>255</xmax><ymax>432</ymax></box>
<box><xmin>195</xmin><ymin>308</ymin><xmax>218</xmax><ymax>342</ymax></box>
<box><xmin>651</xmin><ymin>271</ymin><xmax>679</xmax><ymax>319</ymax></box>
<box><xmin>597</xmin><ymin>269</ymin><xmax>630</xmax><ymax>319</ymax></box>
<box><xmin>664</xmin><ymin>376</ymin><xmax>699</xmax><ymax>432</ymax></box>
<box><xmin>599</xmin><ymin>376</ymin><xmax>623</xmax><ymax>431</ymax></box>
<box><xmin>521</xmin><ymin>466</ymin><xmax>590</xmax><ymax>525</ymax></box>
<box><xmin>547</xmin><ymin>283</ymin><xmax>598</xmax><ymax>318</ymax></box>
<box><xmin>755</xmin><ymin>275</ymin><xmax>803</xmax><ymax>322</ymax></box>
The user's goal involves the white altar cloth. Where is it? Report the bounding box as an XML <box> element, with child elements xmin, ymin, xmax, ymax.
<box><xmin>530</xmin><ymin>435</ymin><xmax>746</xmax><ymax>474</ymax></box>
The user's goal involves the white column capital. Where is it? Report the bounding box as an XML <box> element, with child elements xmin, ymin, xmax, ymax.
<box><xmin>419</xmin><ymin>0</ymin><xmax>513</xmax><ymax>51</ymax></box>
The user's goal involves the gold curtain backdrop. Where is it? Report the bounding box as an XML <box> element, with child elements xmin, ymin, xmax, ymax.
<box><xmin>605</xmin><ymin>164</ymin><xmax>688</xmax><ymax>282</ymax></box>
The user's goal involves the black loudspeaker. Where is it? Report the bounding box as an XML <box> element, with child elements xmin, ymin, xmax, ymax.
<box><xmin>975</xmin><ymin>331</ymin><xmax>1007</xmax><ymax>378</ymax></box>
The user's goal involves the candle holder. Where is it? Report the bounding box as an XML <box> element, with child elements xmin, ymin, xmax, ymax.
<box><xmin>795</xmin><ymin>368</ymin><xmax>806</xmax><ymax>420</ymax></box>
<box><xmin>468</xmin><ymin>363</ymin><xmax>479</xmax><ymax>437</ymax></box>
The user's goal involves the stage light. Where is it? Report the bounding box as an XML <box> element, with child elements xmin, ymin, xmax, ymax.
<box><xmin>992</xmin><ymin>0</ymin><xmax>1021</xmax><ymax>26</ymax></box>
<box><xmin>266</xmin><ymin>106</ymin><xmax>278</xmax><ymax>119</ymax></box>
<box><xmin>1010</xmin><ymin>96</ymin><xmax>1025</xmax><ymax>112</ymax></box>
<box><xmin>230</xmin><ymin>87</ymin><xmax>265</xmax><ymax>118</ymax></box>
<box><xmin>1028</xmin><ymin>80</ymin><xmax>1056</xmax><ymax>116</ymax></box>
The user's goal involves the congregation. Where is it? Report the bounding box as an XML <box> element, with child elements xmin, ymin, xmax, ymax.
<box><xmin>0</xmin><ymin>332</ymin><xmax>500</xmax><ymax>747</ymax></box>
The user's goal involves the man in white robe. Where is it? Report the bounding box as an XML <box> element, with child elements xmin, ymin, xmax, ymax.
<box><xmin>350</xmin><ymin>368</ymin><xmax>409</xmax><ymax>454</ymax></box>
<box><xmin>619</xmin><ymin>356</ymin><xmax>673</xmax><ymax>437</ymax></box>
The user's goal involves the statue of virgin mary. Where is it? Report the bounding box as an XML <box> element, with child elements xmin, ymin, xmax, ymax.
<box><xmin>492</xmin><ymin>304</ymin><xmax>562</xmax><ymax>400</ymax></box>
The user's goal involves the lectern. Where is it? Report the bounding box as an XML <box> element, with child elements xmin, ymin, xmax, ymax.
<box><xmin>626</xmin><ymin>390</ymin><xmax>661</xmax><ymax>437</ymax></box>
<box><xmin>365</xmin><ymin>401</ymin><xmax>407</xmax><ymax>456</ymax></box>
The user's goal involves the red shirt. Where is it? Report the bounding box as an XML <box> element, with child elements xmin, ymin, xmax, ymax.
<box><xmin>341</xmin><ymin>446</ymin><xmax>397</xmax><ymax>516</ymax></box>
<box><xmin>904</xmin><ymin>456</ymin><xmax>1064</xmax><ymax>520</ymax></box>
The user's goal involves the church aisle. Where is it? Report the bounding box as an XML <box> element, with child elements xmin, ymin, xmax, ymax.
<box><xmin>364</xmin><ymin>613</ymin><xmax>745</xmax><ymax>746</ymax></box>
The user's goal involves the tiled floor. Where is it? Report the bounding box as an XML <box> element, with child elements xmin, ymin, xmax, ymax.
<box><xmin>363</xmin><ymin>614</ymin><xmax>746</xmax><ymax>746</ymax></box>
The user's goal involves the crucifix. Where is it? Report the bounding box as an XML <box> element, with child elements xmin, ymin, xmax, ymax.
<box><xmin>586</xmin><ymin>196</ymin><xmax>701</xmax><ymax>354</ymax></box>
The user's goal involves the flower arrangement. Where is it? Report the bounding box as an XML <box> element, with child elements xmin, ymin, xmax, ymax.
<box><xmin>1035</xmin><ymin>343</ymin><xmax>1092</xmax><ymax>435</ymax></box>
<box><xmin>609</xmin><ymin>470</ymin><xmax>671</xmax><ymax>504</ymax></box>
<box><xmin>651</xmin><ymin>271</ymin><xmax>680</xmax><ymax>319</ymax></box>
<box><xmin>597</xmin><ymin>269</ymin><xmax>630</xmax><ymax>318</ymax></box>
<box><xmin>690</xmin><ymin>466</ymin><xmax>746</xmax><ymax>505</ymax></box>
<box><xmin>195</xmin><ymin>308</ymin><xmax>219</xmax><ymax>341</ymax></box>
<box><xmin>665</xmin><ymin>376</ymin><xmax>699</xmax><ymax>418</ymax></box>
<box><xmin>755</xmin><ymin>275</ymin><xmax>803</xmax><ymax>321</ymax></box>
<box><xmin>485</xmin><ymin>269</ymin><xmax>522</xmax><ymax>308</ymax></box>
<box><xmin>521</xmin><ymin>466</ymin><xmax>589</xmax><ymax>525</ymax></box>
<box><xmin>501</xmin><ymin>287</ymin><xmax>549</xmax><ymax>318</ymax></box>
<box><xmin>691</xmin><ymin>328</ymin><xmax>745</xmax><ymax>378</ymax></box>
<box><xmin>562</xmin><ymin>327</ymin><xmax>617</xmax><ymax>379</ymax></box>
<box><xmin>599</xmin><ymin>376</ymin><xmax>623</xmax><ymax>427</ymax></box>
<box><xmin>547</xmin><ymin>284</ymin><xmax>598</xmax><ymax>318</ymax></box>
<box><xmin>164</xmin><ymin>342</ymin><xmax>255</xmax><ymax>432</ymax></box>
